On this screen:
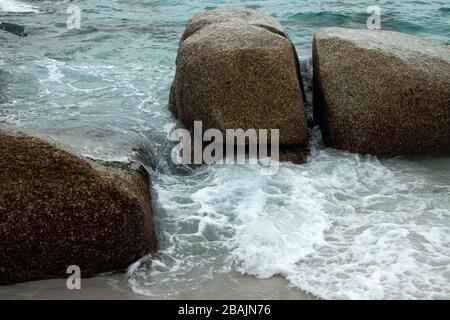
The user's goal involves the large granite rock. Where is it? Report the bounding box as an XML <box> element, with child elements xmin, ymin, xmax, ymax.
<box><xmin>0</xmin><ymin>125</ymin><xmax>157</xmax><ymax>285</ymax></box>
<box><xmin>313</xmin><ymin>27</ymin><xmax>450</xmax><ymax>156</ymax></box>
<box><xmin>170</xmin><ymin>8</ymin><xmax>308</xmax><ymax>147</ymax></box>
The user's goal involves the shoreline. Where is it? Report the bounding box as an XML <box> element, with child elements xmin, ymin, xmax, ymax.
<box><xmin>0</xmin><ymin>272</ymin><xmax>316</xmax><ymax>300</ymax></box>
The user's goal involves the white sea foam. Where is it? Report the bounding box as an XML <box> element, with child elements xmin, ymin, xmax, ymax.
<box><xmin>129</xmin><ymin>128</ymin><xmax>450</xmax><ymax>299</ymax></box>
<box><xmin>0</xmin><ymin>0</ymin><xmax>38</xmax><ymax>13</ymax></box>
<box><xmin>1</xmin><ymin>0</ymin><xmax>448</xmax><ymax>299</ymax></box>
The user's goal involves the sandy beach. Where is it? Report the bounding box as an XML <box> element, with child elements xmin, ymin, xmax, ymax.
<box><xmin>0</xmin><ymin>272</ymin><xmax>315</xmax><ymax>300</ymax></box>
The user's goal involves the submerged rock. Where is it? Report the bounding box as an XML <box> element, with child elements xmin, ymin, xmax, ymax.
<box><xmin>313</xmin><ymin>27</ymin><xmax>450</xmax><ymax>156</ymax></box>
<box><xmin>0</xmin><ymin>125</ymin><xmax>157</xmax><ymax>285</ymax></box>
<box><xmin>170</xmin><ymin>8</ymin><xmax>308</xmax><ymax>147</ymax></box>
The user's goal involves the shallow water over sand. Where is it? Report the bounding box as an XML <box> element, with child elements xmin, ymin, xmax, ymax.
<box><xmin>1</xmin><ymin>0</ymin><xmax>450</xmax><ymax>299</ymax></box>
<box><xmin>0</xmin><ymin>272</ymin><xmax>315</xmax><ymax>300</ymax></box>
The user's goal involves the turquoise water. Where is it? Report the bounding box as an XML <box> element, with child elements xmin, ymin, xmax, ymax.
<box><xmin>1</xmin><ymin>0</ymin><xmax>449</xmax><ymax>134</ymax></box>
<box><xmin>1</xmin><ymin>0</ymin><xmax>450</xmax><ymax>299</ymax></box>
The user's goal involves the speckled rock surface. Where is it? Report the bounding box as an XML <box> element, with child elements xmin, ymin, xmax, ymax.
<box><xmin>313</xmin><ymin>27</ymin><xmax>450</xmax><ymax>156</ymax></box>
<box><xmin>170</xmin><ymin>8</ymin><xmax>308</xmax><ymax>147</ymax></box>
<box><xmin>0</xmin><ymin>126</ymin><xmax>157</xmax><ymax>285</ymax></box>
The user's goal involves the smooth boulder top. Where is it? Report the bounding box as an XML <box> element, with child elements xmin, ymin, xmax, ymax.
<box><xmin>180</xmin><ymin>7</ymin><xmax>287</xmax><ymax>41</ymax></box>
<box><xmin>182</xmin><ymin>22</ymin><xmax>287</xmax><ymax>50</ymax></box>
<box><xmin>314</xmin><ymin>27</ymin><xmax>450</xmax><ymax>71</ymax></box>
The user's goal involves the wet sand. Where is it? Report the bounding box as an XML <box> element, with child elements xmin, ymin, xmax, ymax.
<box><xmin>0</xmin><ymin>272</ymin><xmax>316</xmax><ymax>300</ymax></box>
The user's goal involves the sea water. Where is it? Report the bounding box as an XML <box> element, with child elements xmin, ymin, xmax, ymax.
<box><xmin>0</xmin><ymin>0</ymin><xmax>449</xmax><ymax>299</ymax></box>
